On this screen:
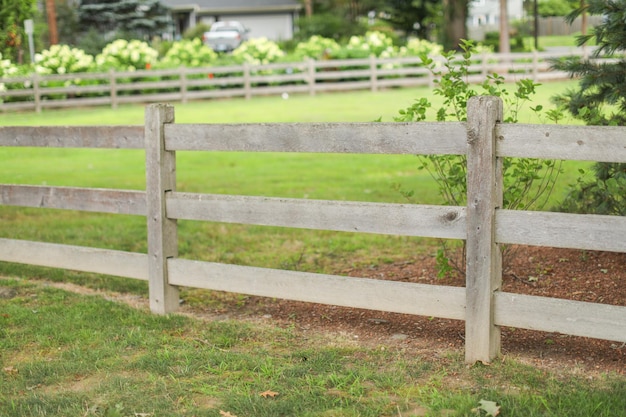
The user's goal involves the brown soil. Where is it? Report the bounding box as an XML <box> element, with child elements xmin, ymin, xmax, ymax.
<box><xmin>19</xmin><ymin>245</ymin><xmax>625</xmax><ymax>375</ymax></box>
<box><xmin>181</xmin><ymin>245</ymin><xmax>625</xmax><ymax>375</ymax></box>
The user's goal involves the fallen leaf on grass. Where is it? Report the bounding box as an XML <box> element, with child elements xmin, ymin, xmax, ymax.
<box><xmin>472</xmin><ymin>399</ymin><xmax>500</xmax><ymax>416</ymax></box>
<box><xmin>259</xmin><ymin>390</ymin><xmax>279</xmax><ymax>398</ymax></box>
<box><xmin>219</xmin><ymin>411</ymin><xmax>238</xmax><ymax>417</ymax></box>
<box><xmin>3</xmin><ymin>366</ymin><xmax>18</xmax><ymax>375</ymax></box>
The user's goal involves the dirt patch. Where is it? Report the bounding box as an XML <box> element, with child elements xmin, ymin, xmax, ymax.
<box><xmin>180</xmin><ymin>245</ymin><xmax>625</xmax><ymax>375</ymax></box>
<box><xmin>12</xmin><ymin>245</ymin><xmax>624</xmax><ymax>375</ymax></box>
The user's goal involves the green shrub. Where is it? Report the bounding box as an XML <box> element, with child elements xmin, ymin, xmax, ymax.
<box><xmin>332</xmin><ymin>31</ymin><xmax>397</xmax><ymax>59</ymax></box>
<box><xmin>395</xmin><ymin>40</ymin><xmax>562</xmax><ymax>276</ymax></box>
<box><xmin>96</xmin><ymin>39</ymin><xmax>159</xmax><ymax>71</ymax></box>
<box><xmin>232</xmin><ymin>38</ymin><xmax>285</xmax><ymax>65</ymax></box>
<box><xmin>161</xmin><ymin>39</ymin><xmax>217</xmax><ymax>68</ymax></box>
<box><xmin>295</xmin><ymin>13</ymin><xmax>366</xmax><ymax>42</ymax></box>
<box><xmin>398</xmin><ymin>38</ymin><xmax>443</xmax><ymax>57</ymax></box>
<box><xmin>558</xmin><ymin>163</ymin><xmax>626</xmax><ymax>215</ymax></box>
<box><xmin>294</xmin><ymin>35</ymin><xmax>340</xmax><ymax>60</ymax></box>
<box><xmin>34</xmin><ymin>45</ymin><xmax>94</xmax><ymax>75</ymax></box>
<box><xmin>183</xmin><ymin>23</ymin><xmax>210</xmax><ymax>40</ymax></box>
<box><xmin>0</xmin><ymin>52</ymin><xmax>19</xmax><ymax>101</ymax></box>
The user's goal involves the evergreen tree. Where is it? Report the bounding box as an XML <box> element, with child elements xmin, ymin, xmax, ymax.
<box><xmin>78</xmin><ymin>0</ymin><xmax>171</xmax><ymax>40</ymax></box>
<box><xmin>552</xmin><ymin>0</ymin><xmax>626</xmax><ymax>215</ymax></box>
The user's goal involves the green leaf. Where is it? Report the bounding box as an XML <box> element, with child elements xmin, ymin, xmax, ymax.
<box><xmin>475</xmin><ymin>399</ymin><xmax>500</xmax><ymax>416</ymax></box>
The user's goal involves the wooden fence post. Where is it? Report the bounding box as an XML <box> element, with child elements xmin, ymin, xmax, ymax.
<box><xmin>243</xmin><ymin>62</ymin><xmax>251</xmax><ymax>100</ymax></box>
<box><xmin>308</xmin><ymin>58</ymin><xmax>316</xmax><ymax>96</ymax></box>
<box><xmin>33</xmin><ymin>75</ymin><xmax>41</xmax><ymax>113</ymax></box>
<box><xmin>109</xmin><ymin>69</ymin><xmax>118</xmax><ymax>110</ymax></box>
<box><xmin>532</xmin><ymin>50</ymin><xmax>539</xmax><ymax>82</ymax></box>
<box><xmin>369</xmin><ymin>55</ymin><xmax>378</xmax><ymax>92</ymax></box>
<box><xmin>465</xmin><ymin>96</ymin><xmax>503</xmax><ymax>364</ymax></box>
<box><xmin>145</xmin><ymin>103</ymin><xmax>179</xmax><ymax>314</ymax></box>
<box><xmin>179</xmin><ymin>66</ymin><xmax>188</xmax><ymax>104</ymax></box>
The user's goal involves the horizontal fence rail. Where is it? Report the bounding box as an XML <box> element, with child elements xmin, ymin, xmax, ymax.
<box><xmin>0</xmin><ymin>98</ymin><xmax>625</xmax><ymax>364</ymax></box>
<box><xmin>1</xmin><ymin>50</ymin><xmax>619</xmax><ymax>113</ymax></box>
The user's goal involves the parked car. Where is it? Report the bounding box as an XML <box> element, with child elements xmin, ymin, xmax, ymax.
<box><xmin>202</xmin><ymin>21</ymin><xmax>249</xmax><ymax>53</ymax></box>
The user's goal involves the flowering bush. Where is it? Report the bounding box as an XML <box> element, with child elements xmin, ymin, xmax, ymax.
<box><xmin>232</xmin><ymin>37</ymin><xmax>285</xmax><ymax>65</ymax></box>
<box><xmin>294</xmin><ymin>35</ymin><xmax>340</xmax><ymax>60</ymax></box>
<box><xmin>335</xmin><ymin>31</ymin><xmax>397</xmax><ymax>59</ymax></box>
<box><xmin>399</xmin><ymin>38</ymin><xmax>444</xmax><ymax>58</ymax></box>
<box><xmin>161</xmin><ymin>39</ymin><xmax>217</xmax><ymax>67</ymax></box>
<box><xmin>34</xmin><ymin>45</ymin><xmax>94</xmax><ymax>75</ymax></box>
<box><xmin>0</xmin><ymin>53</ymin><xmax>18</xmax><ymax>77</ymax></box>
<box><xmin>96</xmin><ymin>39</ymin><xmax>159</xmax><ymax>71</ymax></box>
<box><xmin>0</xmin><ymin>53</ymin><xmax>19</xmax><ymax>97</ymax></box>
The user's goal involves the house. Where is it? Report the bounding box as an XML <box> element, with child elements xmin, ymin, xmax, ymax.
<box><xmin>161</xmin><ymin>0</ymin><xmax>302</xmax><ymax>41</ymax></box>
<box><xmin>467</xmin><ymin>0</ymin><xmax>525</xmax><ymax>40</ymax></box>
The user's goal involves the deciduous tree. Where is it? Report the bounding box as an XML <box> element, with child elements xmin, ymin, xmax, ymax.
<box><xmin>0</xmin><ymin>0</ymin><xmax>36</xmax><ymax>62</ymax></box>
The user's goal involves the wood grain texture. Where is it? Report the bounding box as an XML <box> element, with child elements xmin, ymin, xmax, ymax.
<box><xmin>164</xmin><ymin>122</ymin><xmax>467</xmax><ymax>155</ymax></box>
<box><xmin>498</xmin><ymin>124</ymin><xmax>626</xmax><ymax>163</ymax></box>
<box><xmin>168</xmin><ymin>259</ymin><xmax>466</xmax><ymax>320</ymax></box>
<box><xmin>0</xmin><ymin>185</ymin><xmax>145</xmax><ymax>215</ymax></box>
<box><xmin>465</xmin><ymin>96</ymin><xmax>504</xmax><ymax>364</ymax></box>
<box><xmin>145</xmin><ymin>104</ymin><xmax>179</xmax><ymax>314</ymax></box>
<box><xmin>166</xmin><ymin>193</ymin><xmax>466</xmax><ymax>239</ymax></box>
<box><xmin>496</xmin><ymin>210</ymin><xmax>626</xmax><ymax>252</ymax></box>
<box><xmin>0</xmin><ymin>126</ymin><xmax>143</xmax><ymax>148</ymax></box>
<box><xmin>0</xmin><ymin>238</ymin><xmax>147</xmax><ymax>280</ymax></box>
<box><xmin>495</xmin><ymin>292</ymin><xmax>626</xmax><ymax>343</ymax></box>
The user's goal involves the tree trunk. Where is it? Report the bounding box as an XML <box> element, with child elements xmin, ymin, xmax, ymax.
<box><xmin>46</xmin><ymin>0</ymin><xmax>59</xmax><ymax>45</ymax></box>
<box><xmin>443</xmin><ymin>0</ymin><xmax>468</xmax><ymax>50</ymax></box>
<box><xmin>499</xmin><ymin>0</ymin><xmax>510</xmax><ymax>53</ymax></box>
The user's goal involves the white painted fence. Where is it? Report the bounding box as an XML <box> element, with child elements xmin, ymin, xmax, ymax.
<box><xmin>0</xmin><ymin>98</ymin><xmax>625</xmax><ymax>364</ymax></box>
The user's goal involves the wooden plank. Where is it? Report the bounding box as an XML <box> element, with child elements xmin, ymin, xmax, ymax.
<box><xmin>144</xmin><ymin>103</ymin><xmax>179</xmax><ymax>314</ymax></box>
<box><xmin>0</xmin><ymin>238</ymin><xmax>147</xmax><ymax>280</ymax></box>
<box><xmin>0</xmin><ymin>125</ymin><xmax>144</xmax><ymax>149</ymax></box>
<box><xmin>0</xmin><ymin>185</ymin><xmax>146</xmax><ymax>215</ymax></box>
<box><xmin>39</xmin><ymin>97</ymin><xmax>111</xmax><ymax>109</ymax></box>
<box><xmin>495</xmin><ymin>292</ymin><xmax>626</xmax><ymax>343</ymax></box>
<box><xmin>465</xmin><ymin>96</ymin><xmax>504</xmax><ymax>364</ymax></box>
<box><xmin>496</xmin><ymin>210</ymin><xmax>626</xmax><ymax>252</ymax></box>
<box><xmin>164</xmin><ymin>122</ymin><xmax>467</xmax><ymax>155</ymax></box>
<box><xmin>167</xmin><ymin>193</ymin><xmax>466</xmax><ymax>239</ymax></box>
<box><xmin>168</xmin><ymin>259</ymin><xmax>466</xmax><ymax>320</ymax></box>
<box><xmin>498</xmin><ymin>124</ymin><xmax>626</xmax><ymax>163</ymax></box>
<box><xmin>312</xmin><ymin>81</ymin><xmax>372</xmax><ymax>92</ymax></box>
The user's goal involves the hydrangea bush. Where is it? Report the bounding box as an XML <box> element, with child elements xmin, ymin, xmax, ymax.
<box><xmin>294</xmin><ymin>35</ymin><xmax>340</xmax><ymax>60</ymax></box>
<box><xmin>96</xmin><ymin>39</ymin><xmax>159</xmax><ymax>71</ymax></box>
<box><xmin>34</xmin><ymin>45</ymin><xmax>94</xmax><ymax>75</ymax></box>
<box><xmin>0</xmin><ymin>52</ymin><xmax>19</xmax><ymax>98</ymax></box>
<box><xmin>335</xmin><ymin>31</ymin><xmax>397</xmax><ymax>59</ymax></box>
<box><xmin>232</xmin><ymin>37</ymin><xmax>285</xmax><ymax>65</ymax></box>
<box><xmin>0</xmin><ymin>53</ymin><xmax>18</xmax><ymax>77</ymax></box>
<box><xmin>161</xmin><ymin>39</ymin><xmax>217</xmax><ymax>68</ymax></box>
<box><xmin>399</xmin><ymin>38</ymin><xmax>443</xmax><ymax>58</ymax></box>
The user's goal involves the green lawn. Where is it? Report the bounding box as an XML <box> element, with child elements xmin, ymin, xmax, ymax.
<box><xmin>0</xmin><ymin>81</ymin><xmax>589</xmax><ymax>285</ymax></box>
<box><xmin>1</xmin><ymin>76</ymin><xmax>623</xmax><ymax>417</ymax></box>
<box><xmin>1</xmin><ymin>277</ymin><xmax>624</xmax><ymax>417</ymax></box>
<box><xmin>0</xmin><ymin>81</ymin><xmax>578</xmax><ymax>126</ymax></box>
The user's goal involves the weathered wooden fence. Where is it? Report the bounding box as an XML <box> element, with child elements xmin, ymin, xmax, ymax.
<box><xmin>0</xmin><ymin>50</ymin><xmax>609</xmax><ymax>113</ymax></box>
<box><xmin>1</xmin><ymin>98</ymin><xmax>625</xmax><ymax>364</ymax></box>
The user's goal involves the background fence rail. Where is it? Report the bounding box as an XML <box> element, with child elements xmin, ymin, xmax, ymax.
<box><xmin>0</xmin><ymin>99</ymin><xmax>624</xmax><ymax>364</ymax></box>
<box><xmin>0</xmin><ymin>50</ymin><xmax>613</xmax><ymax>113</ymax></box>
